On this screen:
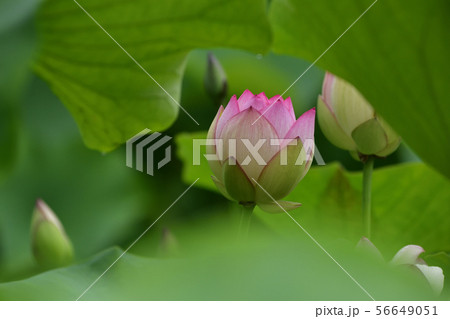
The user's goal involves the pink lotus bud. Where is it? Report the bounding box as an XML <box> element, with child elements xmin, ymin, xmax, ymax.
<box><xmin>318</xmin><ymin>72</ymin><xmax>401</xmax><ymax>158</ymax></box>
<box><xmin>31</xmin><ymin>199</ymin><xmax>73</xmax><ymax>269</ymax></box>
<box><xmin>206</xmin><ymin>90</ymin><xmax>315</xmax><ymax>213</ymax></box>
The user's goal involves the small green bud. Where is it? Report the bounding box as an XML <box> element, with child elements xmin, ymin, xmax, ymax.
<box><xmin>204</xmin><ymin>52</ymin><xmax>227</xmax><ymax>105</ymax></box>
<box><xmin>318</xmin><ymin>72</ymin><xmax>401</xmax><ymax>159</ymax></box>
<box><xmin>31</xmin><ymin>199</ymin><xmax>73</xmax><ymax>269</ymax></box>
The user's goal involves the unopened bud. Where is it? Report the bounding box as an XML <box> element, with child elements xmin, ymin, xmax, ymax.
<box><xmin>31</xmin><ymin>199</ymin><xmax>73</xmax><ymax>269</ymax></box>
<box><xmin>204</xmin><ymin>52</ymin><xmax>228</xmax><ymax>105</ymax></box>
<box><xmin>318</xmin><ymin>72</ymin><xmax>401</xmax><ymax>159</ymax></box>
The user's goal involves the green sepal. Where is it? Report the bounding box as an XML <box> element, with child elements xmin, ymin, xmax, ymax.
<box><xmin>349</xmin><ymin>150</ymin><xmax>361</xmax><ymax>162</ymax></box>
<box><xmin>222</xmin><ymin>157</ymin><xmax>255</xmax><ymax>203</ymax></box>
<box><xmin>258</xmin><ymin>200</ymin><xmax>302</xmax><ymax>214</ymax></box>
<box><xmin>206</xmin><ymin>107</ymin><xmax>223</xmax><ymax>180</ymax></box>
<box><xmin>317</xmin><ymin>96</ymin><xmax>355</xmax><ymax>151</ymax></box>
<box><xmin>211</xmin><ymin>175</ymin><xmax>233</xmax><ymax>200</ymax></box>
<box><xmin>255</xmin><ymin>138</ymin><xmax>306</xmax><ymax>203</ymax></box>
<box><xmin>351</xmin><ymin>118</ymin><xmax>387</xmax><ymax>155</ymax></box>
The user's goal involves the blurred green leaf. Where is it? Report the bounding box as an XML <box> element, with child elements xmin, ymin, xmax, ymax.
<box><xmin>269</xmin><ymin>0</ymin><xmax>450</xmax><ymax>178</ymax></box>
<box><xmin>176</xmin><ymin>132</ymin><xmax>450</xmax><ymax>255</ymax></box>
<box><xmin>363</xmin><ymin>164</ymin><xmax>450</xmax><ymax>255</ymax></box>
<box><xmin>175</xmin><ymin>131</ymin><xmax>214</xmax><ymax>191</ymax></box>
<box><xmin>0</xmin><ymin>107</ymin><xmax>18</xmax><ymax>182</ymax></box>
<box><xmin>0</xmin><ymin>232</ymin><xmax>437</xmax><ymax>300</ymax></box>
<box><xmin>34</xmin><ymin>0</ymin><xmax>272</xmax><ymax>152</ymax></box>
<box><xmin>0</xmin><ymin>76</ymin><xmax>151</xmax><ymax>281</ymax></box>
<box><xmin>0</xmin><ymin>10</ymin><xmax>37</xmax><ymax>182</ymax></box>
<box><xmin>0</xmin><ymin>0</ymin><xmax>41</xmax><ymax>33</ymax></box>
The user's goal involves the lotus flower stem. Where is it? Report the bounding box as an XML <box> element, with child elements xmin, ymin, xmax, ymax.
<box><xmin>238</xmin><ymin>204</ymin><xmax>255</xmax><ymax>239</ymax></box>
<box><xmin>362</xmin><ymin>156</ymin><xmax>374</xmax><ymax>239</ymax></box>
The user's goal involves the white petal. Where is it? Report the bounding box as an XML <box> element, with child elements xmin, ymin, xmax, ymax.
<box><xmin>415</xmin><ymin>264</ymin><xmax>444</xmax><ymax>295</ymax></box>
<box><xmin>391</xmin><ymin>245</ymin><xmax>425</xmax><ymax>265</ymax></box>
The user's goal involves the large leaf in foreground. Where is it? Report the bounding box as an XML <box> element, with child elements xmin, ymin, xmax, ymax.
<box><xmin>269</xmin><ymin>0</ymin><xmax>450</xmax><ymax>178</ymax></box>
<box><xmin>34</xmin><ymin>0</ymin><xmax>271</xmax><ymax>151</ymax></box>
<box><xmin>0</xmin><ymin>235</ymin><xmax>436</xmax><ymax>300</ymax></box>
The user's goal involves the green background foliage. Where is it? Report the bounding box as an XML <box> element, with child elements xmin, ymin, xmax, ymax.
<box><xmin>270</xmin><ymin>0</ymin><xmax>450</xmax><ymax>178</ymax></box>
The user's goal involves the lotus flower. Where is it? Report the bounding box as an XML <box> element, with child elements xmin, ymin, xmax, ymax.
<box><xmin>391</xmin><ymin>245</ymin><xmax>444</xmax><ymax>295</ymax></box>
<box><xmin>357</xmin><ymin>238</ymin><xmax>444</xmax><ymax>295</ymax></box>
<box><xmin>318</xmin><ymin>72</ymin><xmax>400</xmax><ymax>159</ymax></box>
<box><xmin>206</xmin><ymin>90</ymin><xmax>315</xmax><ymax>213</ymax></box>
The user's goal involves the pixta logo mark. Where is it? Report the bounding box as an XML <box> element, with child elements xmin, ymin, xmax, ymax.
<box><xmin>126</xmin><ymin>129</ymin><xmax>172</xmax><ymax>176</ymax></box>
